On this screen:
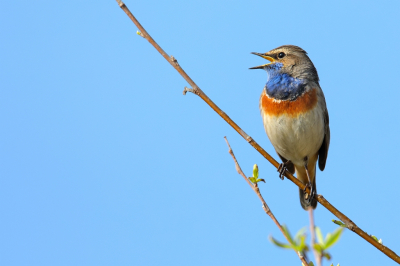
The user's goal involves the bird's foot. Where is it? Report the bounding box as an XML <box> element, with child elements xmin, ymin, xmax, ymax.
<box><xmin>303</xmin><ymin>182</ymin><xmax>315</xmax><ymax>203</ymax></box>
<box><xmin>277</xmin><ymin>161</ymin><xmax>290</xmax><ymax>180</ymax></box>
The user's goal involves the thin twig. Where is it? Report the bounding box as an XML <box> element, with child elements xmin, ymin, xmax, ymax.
<box><xmin>224</xmin><ymin>137</ymin><xmax>309</xmax><ymax>266</ymax></box>
<box><xmin>115</xmin><ymin>1</ymin><xmax>400</xmax><ymax>264</ymax></box>
<box><xmin>309</xmin><ymin>209</ymin><xmax>322</xmax><ymax>266</ymax></box>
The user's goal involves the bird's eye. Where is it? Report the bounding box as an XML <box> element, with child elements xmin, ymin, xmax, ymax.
<box><xmin>278</xmin><ymin>52</ymin><xmax>286</xmax><ymax>59</ymax></box>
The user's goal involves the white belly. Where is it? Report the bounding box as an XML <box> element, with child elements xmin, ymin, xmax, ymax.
<box><xmin>262</xmin><ymin>106</ymin><xmax>325</xmax><ymax>166</ymax></box>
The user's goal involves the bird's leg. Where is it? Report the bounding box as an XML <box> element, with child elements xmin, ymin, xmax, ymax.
<box><xmin>277</xmin><ymin>160</ymin><xmax>291</xmax><ymax>180</ymax></box>
<box><xmin>303</xmin><ymin>156</ymin><xmax>315</xmax><ymax>203</ymax></box>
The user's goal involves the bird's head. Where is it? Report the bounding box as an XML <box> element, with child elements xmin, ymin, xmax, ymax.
<box><xmin>250</xmin><ymin>45</ymin><xmax>319</xmax><ymax>83</ymax></box>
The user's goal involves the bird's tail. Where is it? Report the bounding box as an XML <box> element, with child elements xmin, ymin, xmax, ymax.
<box><xmin>297</xmin><ymin>167</ymin><xmax>317</xmax><ymax>210</ymax></box>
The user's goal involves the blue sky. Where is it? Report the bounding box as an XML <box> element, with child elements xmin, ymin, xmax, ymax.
<box><xmin>1</xmin><ymin>0</ymin><xmax>400</xmax><ymax>265</ymax></box>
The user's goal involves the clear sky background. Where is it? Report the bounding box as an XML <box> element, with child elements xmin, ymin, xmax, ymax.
<box><xmin>1</xmin><ymin>1</ymin><xmax>400</xmax><ymax>265</ymax></box>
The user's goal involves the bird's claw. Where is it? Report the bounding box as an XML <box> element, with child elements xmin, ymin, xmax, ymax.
<box><xmin>277</xmin><ymin>162</ymin><xmax>288</xmax><ymax>180</ymax></box>
<box><xmin>303</xmin><ymin>182</ymin><xmax>315</xmax><ymax>203</ymax></box>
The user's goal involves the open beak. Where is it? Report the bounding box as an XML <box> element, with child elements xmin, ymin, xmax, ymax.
<box><xmin>249</xmin><ymin>52</ymin><xmax>275</xmax><ymax>69</ymax></box>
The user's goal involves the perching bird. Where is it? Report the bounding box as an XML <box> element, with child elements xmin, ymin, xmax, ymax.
<box><xmin>250</xmin><ymin>45</ymin><xmax>330</xmax><ymax>210</ymax></box>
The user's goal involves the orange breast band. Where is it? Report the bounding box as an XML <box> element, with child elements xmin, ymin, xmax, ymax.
<box><xmin>261</xmin><ymin>88</ymin><xmax>318</xmax><ymax>117</ymax></box>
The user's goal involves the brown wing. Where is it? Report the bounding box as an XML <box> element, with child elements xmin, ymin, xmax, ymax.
<box><xmin>318</xmin><ymin>108</ymin><xmax>330</xmax><ymax>171</ymax></box>
<box><xmin>278</xmin><ymin>153</ymin><xmax>295</xmax><ymax>174</ymax></box>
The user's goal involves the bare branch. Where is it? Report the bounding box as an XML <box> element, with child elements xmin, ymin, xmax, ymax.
<box><xmin>115</xmin><ymin>1</ymin><xmax>400</xmax><ymax>264</ymax></box>
<box><xmin>224</xmin><ymin>137</ymin><xmax>309</xmax><ymax>266</ymax></box>
<box><xmin>309</xmin><ymin>209</ymin><xmax>322</xmax><ymax>266</ymax></box>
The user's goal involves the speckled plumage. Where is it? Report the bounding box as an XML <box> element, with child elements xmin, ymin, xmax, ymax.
<box><xmin>252</xmin><ymin>45</ymin><xmax>330</xmax><ymax>210</ymax></box>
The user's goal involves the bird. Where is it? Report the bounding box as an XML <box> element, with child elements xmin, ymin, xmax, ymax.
<box><xmin>250</xmin><ymin>45</ymin><xmax>330</xmax><ymax>210</ymax></box>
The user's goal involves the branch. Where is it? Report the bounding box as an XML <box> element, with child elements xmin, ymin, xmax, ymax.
<box><xmin>309</xmin><ymin>209</ymin><xmax>322</xmax><ymax>266</ymax></box>
<box><xmin>224</xmin><ymin>137</ymin><xmax>309</xmax><ymax>266</ymax></box>
<box><xmin>115</xmin><ymin>1</ymin><xmax>400</xmax><ymax>264</ymax></box>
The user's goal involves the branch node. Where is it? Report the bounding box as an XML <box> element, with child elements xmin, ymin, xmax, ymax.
<box><xmin>170</xmin><ymin>55</ymin><xmax>179</xmax><ymax>66</ymax></box>
<box><xmin>183</xmin><ymin>86</ymin><xmax>200</xmax><ymax>96</ymax></box>
<box><xmin>116</xmin><ymin>0</ymin><xmax>125</xmax><ymax>8</ymax></box>
<box><xmin>246</xmin><ymin>136</ymin><xmax>253</xmax><ymax>143</ymax></box>
<box><xmin>346</xmin><ymin>223</ymin><xmax>356</xmax><ymax>231</ymax></box>
<box><xmin>262</xmin><ymin>202</ymin><xmax>270</xmax><ymax>213</ymax></box>
<box><xmin>183</xmin><ymin>86</ymin><xmax>191</xmax><ymax>95</ymax></box>
<box><xmin>136</xmin><ymin>31</ymin><xmax>145</xmax><ymax>38</ymax></box>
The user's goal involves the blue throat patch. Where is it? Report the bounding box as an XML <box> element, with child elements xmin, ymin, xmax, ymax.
<box><xmin>264</xmin><ymin>63</ymin><xmax>306</xmax><ymax>101</ymax></box>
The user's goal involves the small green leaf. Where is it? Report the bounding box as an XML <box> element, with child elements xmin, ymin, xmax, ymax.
<box><xmin>249</xmin><ymin>165</ymin><xmax>264</xmax><ymax>184</ymax></box>
<box><xmin>248</xmin><ymin>177</ymin><xmax>265</xmax><ymax>184</ymax></box>
<box><xmin>325</xmin><ymin>233</ymin><xmax>332</xmax><ymax>242</ymax></box>
<box><xmin>323</xmin><ymin>252</ymin><xmax>332</xmax><ymax>260</ymax></box>
<box><xmin>371</xmin><ymin>235</ymin><xmax>383</xmax><ymax>244</ymax></box>
<box><xmin>315</xmin><ymin>227</ymin><xmax>325</xmax><ymax>246</ymax></box>
<box><xmin>282</xmin><ymin>225</ymin><xmax>296</xmax><ymax>246</ymax></box>
<box><xmin>298</xmin><ymin>235</ymin><xmax>306</xmax><ymax>251</ymax></box>
<box><xmin>324</xmin><ymin>227</ymin><xmax>344</xmax><ymax>249</ymax></box>
<box><xmin>294</xmin><ymin>227</ymin><xmax>307</xmax><ymax>241</ymax></box>
<box><xmin>253</xmin><ymin>164</ymin><xmax>259</xmax><ymax>179</ymax></box>
<box><xmin>293</xmin><ymin>227</ymin><xmax>308</xmax><ymax>252</ymax></box>
<box><xmin>313</xmin><ymin>243</ymin><xmax>323</xmax><ymax>252</ymax></box>
<box><xmin>308</xmin><ymin>262</ymin><xmax>315</xmax><ymax>266</ymax></box>
<box><xmin>332</xmin><ymin>219</ymin><xmax>347</xmax><ymax>228</ymax></box>
<box><xmin>269</xmin><ymin>235</ymin><xmax>292</xmax><ymax>249</ymax></box>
